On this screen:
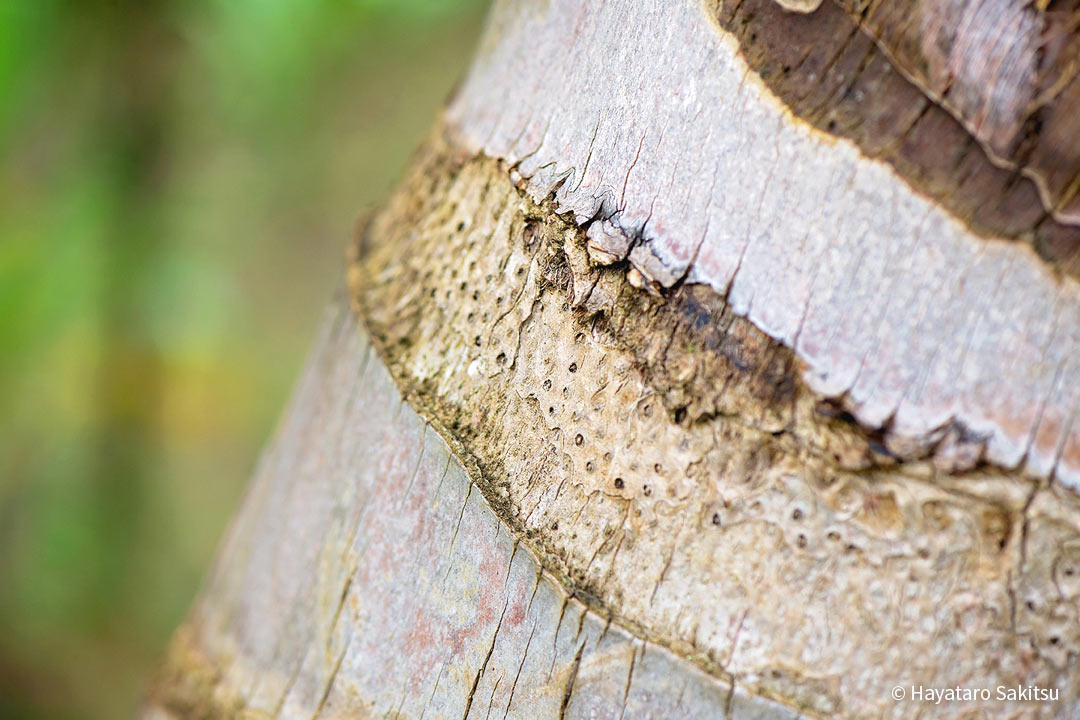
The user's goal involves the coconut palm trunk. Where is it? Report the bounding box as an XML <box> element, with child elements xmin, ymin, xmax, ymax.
<box><xmin>142</xmin><ymin>1</ymin><xmax>1080</xmax><ymax>718</ymax></box>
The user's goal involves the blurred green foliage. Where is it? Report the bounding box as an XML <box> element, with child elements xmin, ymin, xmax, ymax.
<box><xmin>0</xmin><ymin>0</ymin><xmax>486</xmax><ymax>716</ymax></box>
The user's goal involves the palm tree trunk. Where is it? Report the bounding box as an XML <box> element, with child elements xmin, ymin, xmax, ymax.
<box><xmin>143</xmin><ymin>1</ymin><xmax>1080</xmax><ymax>717</ymax></box>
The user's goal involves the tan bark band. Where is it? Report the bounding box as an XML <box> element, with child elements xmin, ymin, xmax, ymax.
<box><xmin>346</xmin><ymin>131</ymin><xmax>1080</xmax><ymax>718</ymax></box>
<box><xmin>445</xmin><ymin>0</ymin><xmax>1080</xmax><ymax>489</ymax></box>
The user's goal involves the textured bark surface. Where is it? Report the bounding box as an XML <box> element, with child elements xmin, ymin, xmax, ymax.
<box><xmin>140</xmin><ymin>298</ymin><xmax>801</xmax><ymax>720</ymax></box>
<box><xmin>446</xmin><ymin>0</ymin><xmax>1080</xmax><ymax>488</ymax></box>
<box><xmin>766</xmin><ymin>0</ymin><xmax>1080</xmax><ymax>228</ymax></box>
<box><xmin>145</xmin><ymin>128</ymin><xmax>1080</xmax><ymax>718</ymax></box>
<box><xmin>147</xmin><ymin>1</ymin><xmax>1080</xmax><ymax>717</ymax></box>
<box><xmin>828</xmin><ymin>0</ymin><xmax>1080</xmax><ymax>225</ymax></box>
<box><xmin>715</xmin><ymin>0</ymin><xmax>1080</xmax><ymax>259</ymax></box>
<box><xmin>347</xmin><ymin>131</ymin><xmax>1080</xmax><ymax>718</ymax></box>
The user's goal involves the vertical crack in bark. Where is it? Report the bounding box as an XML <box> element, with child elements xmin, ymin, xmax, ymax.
<box><xmin>501</xmin><ymin>620</ymin><xmax>538</xmax><ymax>719</ymax></box>
<box><xmin>462</xmin><ymin>590</ymin><xmax>511</xmax><ymax>720</ymax></box>
<box><xmin>309</xmin><ymin>637</ymin><xmax>349</xmax><ymax>720</ymax></box>
<box><xmin>442</xmin><ymin>483</ymin><xmax>474</xmax><ymax>585</ymax></box>
<box><xmin>557</xmin><ymin>641</ymin><xmax>586</xmax><ymax>720</ymax></box>
<box><xmin>617</xmin><ymin>641</ymin><xmax>641</xmax><ymax>720</ymax></box>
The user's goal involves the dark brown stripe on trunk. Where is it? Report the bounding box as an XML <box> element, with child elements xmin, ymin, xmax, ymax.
<box><xmin>709</xmin><ymin>0</ymin><xmax>1080</xmax><ymax>276</ymax></box>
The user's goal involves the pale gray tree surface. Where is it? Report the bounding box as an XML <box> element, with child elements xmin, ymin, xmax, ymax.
<box><xmin>144</xmin><ymin>1</ymin><xmax>1080</xmax><ymax>718</ymax></box>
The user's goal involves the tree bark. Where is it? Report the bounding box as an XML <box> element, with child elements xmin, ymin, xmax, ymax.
<box><xmin>144</xmin><ymin>1</ymin><xmax>1080</xmax><ymax>718</ymax></box>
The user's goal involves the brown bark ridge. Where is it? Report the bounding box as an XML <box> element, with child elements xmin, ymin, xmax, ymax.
<box><xmin>829</xmin><ymin>0</ymin><xmax>1080</xmax><ymax>226</ymax></box>
<box><xmin>146</xmin><ymin>1</ymin><xmax>1080</xmax><ymax>718</ymax></box>
<box><xmin>714</xmin><ymin>0</ymin><xmax>1080</xmax><ymax>269</ymax></box>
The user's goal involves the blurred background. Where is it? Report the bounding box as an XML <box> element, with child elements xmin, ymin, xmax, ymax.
<box><xmin>0</xmin><ymin>0</ymin><xmax>488</xmax><ymax>717</ymax></box>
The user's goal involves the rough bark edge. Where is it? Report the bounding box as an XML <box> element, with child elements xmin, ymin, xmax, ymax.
<box><xmin>444</xmin><ymin>0</ymin><xmax>1080</xmax><ymax>488</ymax></box>
<box><xmin>355</xmin><ymin>122</ymin><xmax>1030</xmax><ymax>480</ymax></box>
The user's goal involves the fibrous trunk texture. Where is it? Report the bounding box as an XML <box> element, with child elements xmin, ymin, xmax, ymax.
<box><xmin>146</xmin><ymin>1</ymin><xmax>1080</xmax><ymax>718</ymax></box>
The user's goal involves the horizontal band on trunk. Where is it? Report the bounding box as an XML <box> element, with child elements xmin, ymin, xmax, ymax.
<box><xmin>445</xmin><ymin>0</ymin><xmax>1080</xmax><ymax>488</ymax></box>
<box><xmin>346</xmin><ymin>132</ymin><xmax>1080</xmax><ymax>718</ymax></box>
